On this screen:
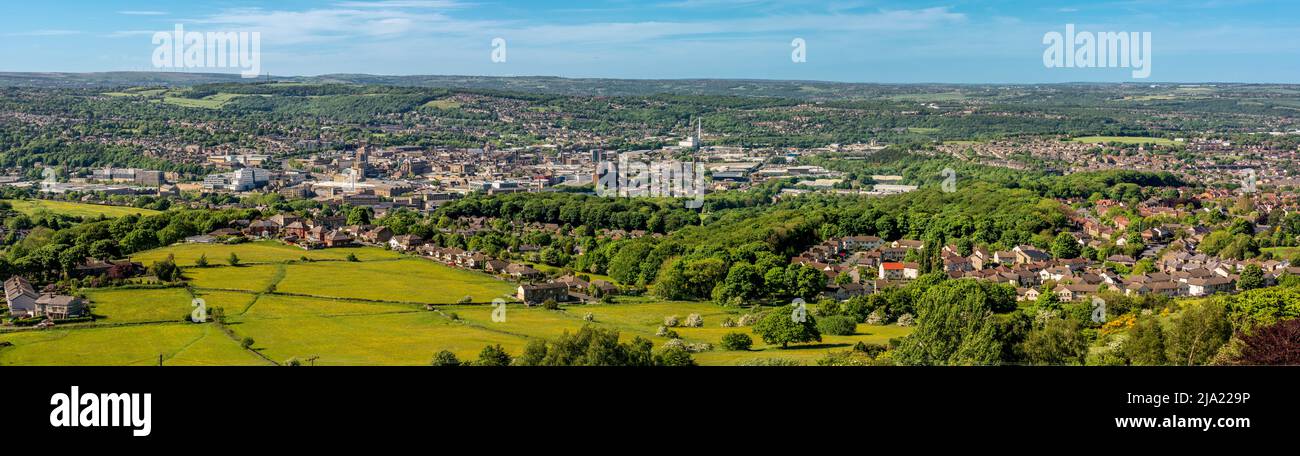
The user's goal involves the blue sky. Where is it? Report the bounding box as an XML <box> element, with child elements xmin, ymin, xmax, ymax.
<box><xmin>1</xmin><ymin>0</ymin><xmax>1298</xmax><ymax>83</ymax></box>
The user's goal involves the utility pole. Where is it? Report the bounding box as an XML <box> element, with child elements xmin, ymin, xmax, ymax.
<box><xmin>307</xmin><ymin>355</ymin><xmax>320</xmax><ymax>366</ymax></box>
<box><xmin>158</xmin><ymin>354</ymin><xmax>164</xmax><ymax>366</ymax></box>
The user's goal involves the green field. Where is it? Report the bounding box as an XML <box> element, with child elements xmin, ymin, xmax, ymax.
<box><xmin>5</xmin><ymin>199</ymin><xmax>161</xmax><ymax>218</ymax></box>
<box><xmin>102</xmin><ymin>88</ymin><xmax>168</xmax><ymax>98</ymax></box>
<box><xmin>1262</xmin><ymin>247</ymin><xmax>1300</xmax><ymax>264</ymax></box>
<box><xmin>423</xmin><ymin>98</ymin><xmax>462</xmax><ymax>110</ymax></box>
<box><xmin>2</xmin><ymin>243</ymin><xmax>911</xmax><ymax>366</ymax></box>
<box><xmin>275</xmin><ymin>258</ymin><xmax>517</xmax><ymax>304</ymax></box>
<box><xmin>0</xmin><ymin>323</ymin><xmax>268</xmax><ymax>366</ymax></box>
<box><xmin>1071</xmin><ymin>136</ymin><xmax>1177</xmax><ymax>146</ymax></box>
<box><xmin>85</xmin><ymin>287</ymin><xmax>194</xmax><ymax>323</ymax></box>
<box><xmin>161</xmin><ymin>92</ymin><xmax>244</xmax><ymax>109</ymax></box>
<box><xmin>185</xmin><ymin>264</ymin><xmax>284</xmax><ymax>292</ymax></box>
<box><xmin>132</xmin><ymin>240</ymin><xmax>404</xmax><ymax>266</ymax></box>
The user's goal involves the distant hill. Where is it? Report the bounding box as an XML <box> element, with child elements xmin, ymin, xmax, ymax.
<box><xmin>2</xmin><ymin>72</ymin><xmax>1297</xmax><ymax>104</ymax></box>
<box><xmin>0</xmin><ymin>72</ymin><xmax>269</xmax><ymax>88</ymax></box>
<box><xmin>0</xmin><ymin>71</ymin><xmax>1019</xmax><ymax>99</ymax></box>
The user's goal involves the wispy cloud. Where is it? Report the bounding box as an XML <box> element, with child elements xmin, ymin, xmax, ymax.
<box><xmin>118</xmin><ymin>11</ymin><xmax>169</xmax><ymax>16</ymax></box>
<box><xmin>105</xmin><ymin>30</ymin><xmax>160</xmax><ymax>38</ymax></box>
<box><xmin>6</xmin><ymin>29</ymin><xmax>83</xmax><ymax>36</ymax></box>
<box><xmin>507</xmin><ymin>7</ymin><xmax>967</xmax><ymax>45</ymax></box>
<box><xmin>334</xmin><ymin>0</ymin><xmax>466</xmax><ymax>7</ymax></box>
<box><xmin>184</xmin><ymin>3</ymin><xmax>491</xmax><ymax>45</ymax></box>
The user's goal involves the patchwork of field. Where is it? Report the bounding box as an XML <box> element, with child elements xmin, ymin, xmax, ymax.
<box><xmin>1</xmin><ymin>243</ymin><xmax>912</xmax><ymax>366</ymax></box>
<box><xmin>0</xmin><ymin>323</ymin><xmax>268</xmax><ymax>366</ymax></box>
<box><xmin>275</xmin><ymin>258</ymin><xmax>517</xmax><ymax>304</ymax></box>
<box><xmin>132</xmin><ymin>240</ymin><xmax>404</xmax><ymax>266</ymax></box>
<box><xmin>4</xmin><ymin>199</ymin><xmax>161</xmax><ymax>218</ymax></box>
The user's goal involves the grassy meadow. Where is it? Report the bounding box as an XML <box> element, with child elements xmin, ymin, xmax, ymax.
<box><xmin>131</xmin><ymin>240</ymin><xmax>404</xmax><ymax>266</ymax></box>
<box><xmin>0</xmin><ymin>243</ymin><xmax>910</xmax><ymax>366</ymax></box>
<box><xmin>4</xmin><ymin>199</ymin><xmax>161</xmax><ymax>218</ymax></box>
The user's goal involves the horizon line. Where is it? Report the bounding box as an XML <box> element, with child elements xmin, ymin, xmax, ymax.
<box><xmin>1</xmin><ymin>71</ymin><xmax>1297</xmax><ymax>87</ymax></box>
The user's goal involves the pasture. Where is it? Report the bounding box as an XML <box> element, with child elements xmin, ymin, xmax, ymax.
<box><xmin>85</xmin><ymin>287</ymin><xmax>194</xmax><ymax>323</ymax></box>
<box><xmin>131</xmin><ymin>240</ymin><xmax>404</xmax><ymax>266</ymax></box>
<box><xmin>273</xmin><ymin>258</ymin><xmax>518</xmax><ymax>304</ymax></box>
<box><xmin>0</xmin><ymin>323</ymin><xmax>267</xmax><ymax>366</ymax></box>
<box><xmin>4</xmin><ymin>199</ymin><xmax>161</xmax><ymax>218</ymax></box>
<box><xmin>161</xmin><ymin>92</ymin><xmax>245</xmax><ymax>109</ymax></box>
<box><xmin>3</xmin><ymin>243</ymin><xmax>913</xmax><ymax>366</ymax></box>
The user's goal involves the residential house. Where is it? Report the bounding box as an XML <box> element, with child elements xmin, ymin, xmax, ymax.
<box><xmin>1185</xmin><ymin>277</ymin><xmax>1235</xmax><ymax>297</ymax></box>
<box><xmin>361</xmin><ymin>226</ymin><xmax>394</xmax><ymax>244</ymax></box>
<box><xmin>517</xmin><ymin>282</ymin><xmax>570</xmax><ymax>305</ymax></box>
<box><xmin>504</xmin><ymin>264</ymin><xmax>543</xmax><ymax>281</ymax></box>
<box><xmin>840</xmin><ymin>235</ymin><xmax>884</xmax><ymax>251</ymax></box>
<box><xmin>4</xmin><ymin>276</ymin><xmax>85</xmax><ymax>320</ymax></box>
<box><xmin>1054</xmin><ymin>284</ymin><xmax>1099</xmax><ymax>302</ymax></box>
<box><xmin>389</xmin><ymin>234</ymin><xmax>424</xmax><ymax>251</ymax></box>
<box><xmin>1013</xmin><ymin>245</ymin><xmax>1052</xmax><ymax>264</ymax></box>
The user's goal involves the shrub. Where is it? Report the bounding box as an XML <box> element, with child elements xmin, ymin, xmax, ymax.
<box><xmin>896</xmin><ymin>313</ymin><xmax>915</xmax><ymax>327</ymax></box>
<box><xmin>431</xmin><ymin>350</ymin><xmax>460</xmax><ymax>366</ymax></box>
<box><xmin>346</xmin><ymin>253</ymin><xmax>359</xmax><ymax>262</ymax></box>
<box><xmin>663</xmin><ymin>315</ymin><xmax>680</xmax><ymax>327</ymax></box>
<box><xmin>720</xmin><ymin>317</ymin><xmax>737</xmax><ymax>328</ymax></box>
<box><xmin>865</xmin><ymin>310</ymin><xmax>884</xmax><ymax>325</ymax></box>
<box><xmin>817</xmin><ymin>315</ymin><xmax>858</xmax><ymax>336</ymax></box>
<box><xmin>1232</xmin><ymin>318</ymin><xmax>1300</xmax><ymax>365</ymax></box>
<box><xmin>543</xmin><ymin>299</ymin><xmax>560</xmax><ymax>310</ymax></box>
<box><xmin>654</xmin><ymin>345</ymin><xmax>696</xmax><ymax>366</ymax></box>
<box><xmin>476</xmin><ymin>344</ymin><xmax>512</xmax><ymax>366</ymax></box>
<box><xmin>689</xmin><ymin>342</ymin><xmax>713</xmax><ymax>352</ymax></box>
<box><xmin>240</xmin><ymin>337</ymin><xmax>255</xmax><ymax>349</ymax></box>
<box><xmin>853</xmin><ymin>341</ymin><xmax>889</xmax><ymax>358</ymax></box>
<box><xmin>684</xmin><ymin>313</ymin><xmax>704</xmax><ymax>327</ymax></box>
<box><xmin>752</xmin><ymin>306</ymin><xmax>821</xmax><ymax>349</ymax></box>
<box><xmin>720</xmin><ymin>332</ymin><xmax>753</xmax><ymax>351</ymax></box>
<box><xmin>737</xmin><ymin>313</ymin><xmax>758</xmax><ymax>326</ymax></box>
<box><xmin>655</xmin><ymin>326</ymin><xmax>679</xmax><ymax>339</ymax></box>
<box><xmin>583</xmin><ymin>312</ymin><xmax>595</xmax><ymax>322</ymax></box>
<box><xmin>816</xmin><ymin>350</ymin><xmax>874</xmax><ymax>366</ymax></box>
<box><xmin>457</xmin><ymin>296</ymin><xmax>473</xmax><ymax>304</ymax></box>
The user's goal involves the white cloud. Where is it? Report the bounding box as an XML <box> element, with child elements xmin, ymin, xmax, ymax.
<box><xmin>183</xmin><ymin>5</ymin><xmax>496</xmax><ymax>45</ymax></box>
<box><xmin>105</xmin><ymin>30</ymin><xmax>160</xmax><ymax>38</ymax></box>
<box><xmin>6</xmin><ymin>30</ymin><xmax>83</xmax><ymax>37</ymax></box>
<box><xmin>334</xmin><ymin>1</ymin><xmax>466</xmax><ymax>7</ymax></box>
